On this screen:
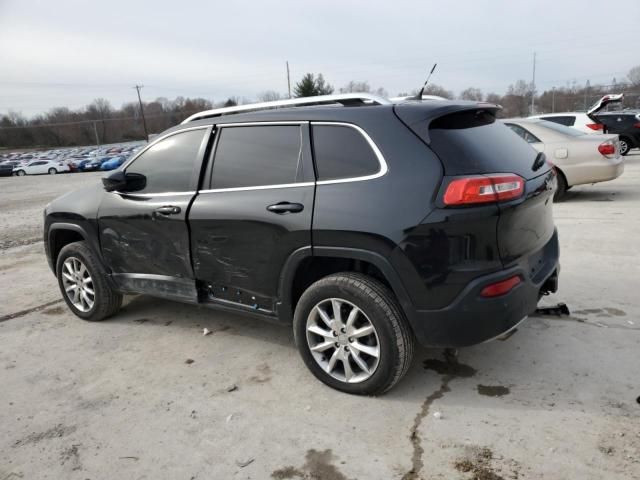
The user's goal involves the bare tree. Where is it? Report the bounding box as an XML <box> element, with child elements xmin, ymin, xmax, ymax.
<box><xmin>460</xmin><ymin>87</ymin><xmax>483</xmax><ymax>101</ymax></box>
<box><xmin>628</xmin><ymin>66</ymin><xmax>640</xmax><ymax>87</ymax></box>
<box><xmin>257</xmin><ymin>90</ymin><xmax>282</xmax><ymax>102</ymax></box>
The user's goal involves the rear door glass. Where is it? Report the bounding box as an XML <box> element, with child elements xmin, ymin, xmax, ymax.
<box><xmin>539</xmin><ymin>116</ymin><xmax>575</xmax><ymax>126</ymax></box>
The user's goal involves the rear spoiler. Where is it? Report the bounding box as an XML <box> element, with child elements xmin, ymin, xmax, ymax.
<box><xmin>393</xmin><ymin>101</ymin><xmax>501</xmax><ymax>144</ymax></box>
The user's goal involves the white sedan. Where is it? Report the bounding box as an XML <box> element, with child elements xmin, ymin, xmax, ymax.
<box><xmin>13</xmin><ymin>160</ymin><xmax>70</xmax><ymax>176</ymax></box>
<box><xmin>502</xmin><ymin>118</ymin><xmax>623</xmax><ymax>201</ymax></box>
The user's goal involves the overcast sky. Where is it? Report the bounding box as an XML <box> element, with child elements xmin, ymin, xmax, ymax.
<box><xmin>1</xmin><ymin>0</ymin><xmax>638</xmax><ymax>117</ymax></box>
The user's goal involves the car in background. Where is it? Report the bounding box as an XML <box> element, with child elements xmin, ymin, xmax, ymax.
<box><xmin>13</xmin><ymin>160</ymin><xmax>71</xmax><ymax>176</ymax></box>
<box><xmin>0</xmin><ymin>163</ymin><xmax>14</xmax><ymax>176</ymax></box>
<box><xmin>82</xmin><ymin>156</ymin><xmax>112</xmax><ymax>171</ymax></box>
<box><xmin>529</xmin><ymin>94</ymin><xmax>624</xmax><ymax>134</ymax></box>
<box><xmin>99</xmin><ymin>155</ymin><xmax>127</xmax><ymax>171</ymax></box>
<box><xmin>594</xmin><ymin>111</ymin><xmax>640</xmax><ymax>156</ymax></box>
<box><xmin>503</xmin><ymin>118</ymin><xmax>623</xmax><ymax>201</ymax></box>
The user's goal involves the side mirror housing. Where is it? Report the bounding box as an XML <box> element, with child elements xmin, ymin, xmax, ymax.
<box><xmin>102</xmin><ymin>171</ymin><xmax>126</xmax><ymax>192</ymax></box>
<box><xmin>102</xmin><ymin>171</ymin><xmax>147</xmax><ymax>193</ymax></box>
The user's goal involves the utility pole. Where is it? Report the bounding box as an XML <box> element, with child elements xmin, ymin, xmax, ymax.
<box><xmin>93</xmin><ymin>121</ymin><xmax>100</xmax><ymax>145</ymax></box>
<box><xmin>134</xmin><ymin>84</ymin><xmax>149</xmax><ymax>141</ymax></box>
<box><xmin>530</xmin><ymin>52</ymin><xmax>536</xmax><ymax>115</ymax></box>
<box><xmin>286</xmin><ymin>61</ymin><xmax>292</xmax><ymax>99</ymax></box>
<box><xmin>551</xmin><ymin>87</ymin><xmax>556</xmax><ymax>113</ymax></box>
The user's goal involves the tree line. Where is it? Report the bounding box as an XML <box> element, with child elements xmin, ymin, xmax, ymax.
<box><xmin>2</xmin><ymin>66</ymin><xmax>639</xmax><ymax>149</ymax></box>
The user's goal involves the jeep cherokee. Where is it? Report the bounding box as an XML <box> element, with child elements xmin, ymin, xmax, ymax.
<box><xmin>44</xmin><ymin>94</ymin><xmax>560</xmax><ymax>395</ymax></box>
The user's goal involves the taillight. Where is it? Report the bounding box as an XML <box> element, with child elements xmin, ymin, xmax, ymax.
<box><xmin>598</xmin><ymin>141</ymin><xmax>616</xmax><ymax>156</ymax></box>
<box><xmin>586</xmin><ymin>123</ymin><xmax>604</xmax><ymax>131</ymax></box>
<box><xmin>634</xmin><ymin>123</ymin><xmax>640</xmax><ymax>129</ymax></box>
<box><xmin>443</xmin><ymin>174</ymin><xmax>525</xmax><ymax>206</ymax></box>
<box><xmin>481</xmin><ymin>275</ymin><xmax>522</xmax><ymax>298</ymax></box>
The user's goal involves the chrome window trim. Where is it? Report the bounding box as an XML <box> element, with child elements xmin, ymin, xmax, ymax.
<box><xmin>311</xmin><ymin>122</ymin><xmax>388</xmax><ymax>185</ymax></box>
<box><xmin>199</xmin><ymin>182</ymin><xmax>314</xmax><ymax>194</ymax></box>
<box><xmin>119</xmin><ymin>125</ymin><xmax>210</xmax><ymax>171</ymax></box>
<box><xmin>217</xmin><ymin>121</ymin><xmax>309</xmax><ymax>127</ymax></box>
<box><xmin>112</xmin><ymin>190</ymin><xmax>196</xmax><ymax>198</ymax></box>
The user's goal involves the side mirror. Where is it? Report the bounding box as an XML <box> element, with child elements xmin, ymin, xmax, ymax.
<box><xmin>102</xmin><ymin>171</ymin><xmax>147</xmax><ymax>193</ymax></box>
<box><xmin>102</xmin><ymin>171</ymin><xmax>126</xmax><ymax>192</ymax></box>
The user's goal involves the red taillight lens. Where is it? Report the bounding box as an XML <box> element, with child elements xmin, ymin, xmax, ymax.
<box><xmin>633</xmin><ymin>123</ymin><xmax>640</xmax><ymax>129</ymax></box>
<box><xmin>443</xmin><ymin>174</ymin><xmax>524</xmax><ymax>206</ymax></box>
<box><xmin>586</xmin><ymin>123</ymin><xmax>604</xmax><ymax>131</ymax></box>
<box><xmin>598</xmin><ymin>142</ymin><xmax>616</xmax><ymax>156</ymax></box>
<box><xmin>481</xmin><ymin>275</ymin><xmax>522</xmax><ymax>298</ymax></box>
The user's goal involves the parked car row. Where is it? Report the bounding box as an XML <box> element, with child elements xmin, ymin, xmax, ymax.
<box><xmin>0</xmin><ymin>141</ymin><xmax>144</xmax><ymax>177</ymax></box>
<box><xmin>529</xmin><ymin>94</ymin><xmax>640</xmax><ymax>156</ymax></box>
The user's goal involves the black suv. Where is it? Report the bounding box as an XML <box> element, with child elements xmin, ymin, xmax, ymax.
<box><xmin>44</xmin><ymin>95</ymin><xmax>560</xmax><ymax>395</ymax></box>
<box><xmin>595</xmin><ymin>111</ymin><xmax>640</xmax><ymax>155</ymax></box>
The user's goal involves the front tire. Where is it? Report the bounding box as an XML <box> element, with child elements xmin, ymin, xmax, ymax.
<box><xmin>15</xmin><ymin>170</ymin><xmax>25</xmax><ymax>176</ymax></box>
<box><xmin>48</xmin><ymin>168</ymin><xmax>57</xmax><ymax>174</ymax></box>
<box><xmin>293</xmin><ymin>273</ymin><xmax>414</xmax><ymax>395</ymax></box>
<box><xmin>56</xmin><ymin>241</ymin><xmax>122</xmax><ymax>321</ymax></box>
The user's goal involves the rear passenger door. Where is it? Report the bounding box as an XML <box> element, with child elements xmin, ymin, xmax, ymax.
<box><xmin>189</xmin><ymin>122</ymin><xmax>315</xmax><ymax>313</ymax></box>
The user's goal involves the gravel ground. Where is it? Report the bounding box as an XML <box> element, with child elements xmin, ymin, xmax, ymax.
<box><xmin>1</xmin><ymin>157</ymin><xmax>639</xmax><ymax>479</ymax></box>
<box><xmin>0</xmin><ymin>171</ymin><xmax>103</xmax><ymax>249</ymax></box>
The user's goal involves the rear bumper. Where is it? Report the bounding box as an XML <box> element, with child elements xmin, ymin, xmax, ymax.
<box><xmin>567</xmin><ymin>157</ymin><xmax>623</xmax><ymax>186</ymax></box>
<box><xmin>408</xmin><ymin>228</ymin><xmax>560</xmax><ymax>347</ymax></box>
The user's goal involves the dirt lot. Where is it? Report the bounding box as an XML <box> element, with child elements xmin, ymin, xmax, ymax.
<box><xmin>1</xmin><ymin>160</ymin><xmax>639</xmax><ymax>480</ymax></box>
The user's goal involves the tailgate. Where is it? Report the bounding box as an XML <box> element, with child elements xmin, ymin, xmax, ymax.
<box><xmin>398</xmin><ymin>104</ymin><xmax>557</xmax><ymax>266</ymax></box>
<box><xmin>496</xmin><ymin>169</ymin><xmax>556</xmax><ymax>265</ymax></box>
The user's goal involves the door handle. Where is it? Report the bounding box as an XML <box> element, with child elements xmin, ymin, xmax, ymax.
<box><xmin>154</xmin><ymin>205</ymin><xmax>181</xmax><ymax>215</ymax></box>
<box><xmin>266</xmin><ymin>202</ymin><xmax>304</xmax><ymax>214</ymax></box>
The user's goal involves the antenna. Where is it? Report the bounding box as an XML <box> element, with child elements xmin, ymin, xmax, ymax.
<box><xmin>415</xmin><ymin>63</ymin><xmax>437</xmax><ymax>100</ymax></box>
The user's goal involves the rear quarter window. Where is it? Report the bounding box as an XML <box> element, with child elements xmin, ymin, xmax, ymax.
<box><xmin>312</xmin><ymin>124</ymin><xmax>381</xmax><ymax>181</ymax></box>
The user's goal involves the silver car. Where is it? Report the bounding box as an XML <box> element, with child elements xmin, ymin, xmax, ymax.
<box><xmin>502</xmin><ymin>118</ymin><xmax>623</xmax><ymax>201</ymax></box>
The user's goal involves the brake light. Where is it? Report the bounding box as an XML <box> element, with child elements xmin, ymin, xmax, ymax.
<box><xmin>634</xmin><ymin>123</ymin><xmax>640</xmax><ymax>129</ymax></box>
<box><xmin>481</xmin><ymin>275</ymin><xmax>522</xmax><ymax>298</ymax></box>
<box><xmin>586</xmin><ymin>123</ymin><xmax>604</xmax><ymax>131</ymax></box>
<box><xmin>443</xmin><ymin>174</ymin><xmax>524</xmax><ymax>206</ymax></box>
<box><xmin>598</xmin><ymin>141</ymin><xmax>616</xmax><ymax>156</ymax></box>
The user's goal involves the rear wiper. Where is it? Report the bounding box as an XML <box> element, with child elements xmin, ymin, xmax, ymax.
<box><xmin>532</xmin><ymin>152</ymin><xmax>546</xmax><ymax>172</ymax></box>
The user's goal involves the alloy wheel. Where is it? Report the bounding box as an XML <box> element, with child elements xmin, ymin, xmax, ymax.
<box><xmin>305</xmin><ymin>298</ymin><xmax>380</xmax><ymax>383</ymax></box>
<box><xmin>61</xmin><ymin>257</ymin><xmax>95</xmax><ymax>312</ymax></box>
<box><xmin>619</xmin><ymin>140</ymin><xmax>629</xmax><ymax>155</ymax></box>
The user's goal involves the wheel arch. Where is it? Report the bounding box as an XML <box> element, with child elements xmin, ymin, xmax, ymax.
<box><xmin>277</xmin><ymin>246</ymin><xmax>415</xmax><ymax>328</ymax></box>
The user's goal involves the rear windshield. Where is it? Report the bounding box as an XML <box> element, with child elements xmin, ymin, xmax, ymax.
<box><xmin>534</xmin><ymin>120</ymin><xmax>585</xmax><ymax>137</ymax></box>
<box><xmin>429</xmin><ymin>109</ymin><xmax>540</xmax><ymax>180</ymax></box>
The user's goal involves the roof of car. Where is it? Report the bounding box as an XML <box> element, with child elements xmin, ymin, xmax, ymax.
<box><xmin>166</xmin><ymin>99</ymin><xmax>500</xmax><ymax>137</ymax></box>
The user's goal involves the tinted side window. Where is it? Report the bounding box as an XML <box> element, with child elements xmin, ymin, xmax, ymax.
<box><xmin>540</xmin><ymin>116</ymin><xmax>575</xmax><ymax>126</ymax></box>
<box><xmin>126</xmin><ymin>129</ymin><xmax>206</xmax><ymax>194</ymax></box>
<box><xmin>211</xmin><ymin>125</ymin><xmax>303</xmax><ymax>189</ymax></box>
<box><xmin>312</xmin><ymin>125</ymin><xmax>380</xmax><ymax>181</ymax></box>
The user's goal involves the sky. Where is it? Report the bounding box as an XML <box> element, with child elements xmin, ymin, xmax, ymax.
<box><xmin>0</xmin><ymin>0</ymin><xmax>638</xmax><ymax>117</ymax></box>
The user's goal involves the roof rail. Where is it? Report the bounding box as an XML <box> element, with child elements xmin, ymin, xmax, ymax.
<box><xmin>180</xmin><ymin>93</ymin><xmax>392</xmax><ymax>124</ymax></box>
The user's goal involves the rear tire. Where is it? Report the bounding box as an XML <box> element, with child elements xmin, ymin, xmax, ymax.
<box><xmin>56</xmin><ymin>241</ymin><xmax>122</xmax><ymax>321</ymax></box>
<box><xmin>619</xmin><ymin>137</ymin><xmax>631</xmax><ymax>156</ymax></box>
<box><xmin>48</xmin><ymin>168</ymin><xmax>57</xmax><ymax>174</ymax></box>
<box><xmin>554</xmin><ymin>169</ymin><xmax>568</xmax><ymax>202</ymax></box>
<box><xmin>293</xmin><ymin>272</ymin><xmax>414</xmax><ymax>395</ymax></box>
<box><xmin>16</xmin><ymin>170</ymin><xmax>25</xmax><ymax>176</ymax></box>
